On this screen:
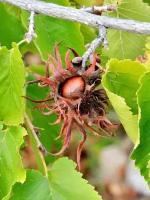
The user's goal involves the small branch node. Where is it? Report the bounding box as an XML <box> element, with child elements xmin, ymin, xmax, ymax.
<box><xmin>81</xmin><ymin>4</ymin><xmax>117</xmax><ymax>14</ymax></box>
<box><xmin>24</xmin><ymin>10</ymin><xmax>37</xmax><ymax>43</ymax></box>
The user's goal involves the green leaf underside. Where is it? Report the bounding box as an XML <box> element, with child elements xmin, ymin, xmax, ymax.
<box><xmin>132</xmin><ymin>72</ymin><xmax>150</xmax><ymax>186</ymax></box>
<box><xmin>104</xmin><ymin>0</ymin><xmax>150</xmax><ymax>59</ymax></box>
<box><xmin>104</xmin><ymin>88</ymin><xmax>138</xmax><ymax>143</ymax></box>
<box><xmin>102</xmin><ymin>59</ymin><xmax>146</xmax><ymax>143</ymax></box>
<box><xmin>0</xmin><ymin>43</ymin><xmax>25</xmax><ymax>125</ymax></box>
<box><xmin>21</xmin><ymin>0</ymin><xmax>85</xmax><ymax>61</ymax></box>
<box><xmin>0</xmin><ymin>126</ymin><xmax>26</xmax><ymax>200</ymax></box>
<box><xmin>11</xmin><ymin>158</ymin><xmax>102</xmax><ymax>200</ymax></box>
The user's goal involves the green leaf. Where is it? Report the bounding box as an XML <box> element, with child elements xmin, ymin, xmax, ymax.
<box><xmin>0</xmin><ymin>43</ymin><xmax>25</xmax><ymax>125</ymax></box>
<box><xmin>11</xmin><ymin>158</ymin><xmax>102</xmax><ymax>200</ymax></box>
<box><xmin>0</xmin><ymin>126</ymin><xmax>26</xmax><ymax>200</ymax></box>
<box><xmin>0</xmin><ymin>4</ymin><xmax>25</xmax><ymax>48</ymax></box>
<box><xmin>10</xmin><ymin>170</ymin><xmax>51</xmax><ymax>200</ymax></box>
<box><xmin>71</xmin><ymin>0</ymin><xmax>93</xmax><ymax>6</ymax></box>
<box><xmin>104</xmin><ymin>0</ymin><xmax>150</xmax><ymax>59</ymax></box>
<box><xmin>21</xmin><ymin>0</ymin><xmax>85</xmax><ymax>61</ymax></box>
<box><xmin>48</xmin><ymin>157</ymin><xmax>102</xmax><ymax>200</ymax></box>
<box><xmin>132</xmin><ymin>72</ymin><xmax>150</xmax><ymax>186</ymax></box>
<box><xmin>102</xmin><ymin>59</ymin><xmax>146</xmax><ymax>143</ymax></box>
<box><xmin>80</xmin><ymin>25</ymin><xmax>96</xmax><ymax>45</ymax></box>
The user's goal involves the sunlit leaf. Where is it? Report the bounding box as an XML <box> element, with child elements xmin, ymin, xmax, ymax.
<box><xmin>0</xmin><ymin>126</ymin><xmax>26</xmax><ymax>200</ymax></box>
<box><xmin>11</xmin><ymin>158</ymin><xmax>102</xmax><ymax>200</ymax></box>
<box><xmin>102</xmin><ymin>59</ymin><xmax>146</xmax><ymax>142</ymax></box>
<box><xmin>0</xmin><ymin>4</ymin><xmax>25</xmax><ymax>48</ymax></box>
<box><xmin>0</xmin><ymin>43</ymin><xmax>25</xmax><ymax>125</ymax></box>
<box><xmin>143</xmin><ymin>37</ymin><xmax>150</xmax><ymax>69</ymax></box>
<box><xmin>132</xmin><ymin>72</ymin><xmax>150</xmax><ymax>186</ymax></box>
<box><xmin>48</xmin><ymin>157</ymin><xmax>102</xmax><ymax>200</ymax></box>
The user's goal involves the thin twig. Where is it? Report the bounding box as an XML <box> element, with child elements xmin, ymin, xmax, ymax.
<box><xmin>81</xmin><ymin>5</ymin><xmax>117</xmax><ymax>14</ymax></box>
<box><xmin>100</xmin><ymin>25</ymin><xmax>108</xmax><ymax>49</ymax></box>
<box><xmin>25</xmin><ymin>10</ymin><xmax>36</xmax><ymax>43</ymax></box>
<box><xmin>24</xmin><ymin>113</ymin><xmax>46</xmax><ymax>153</ymax></box>
<box><xmin>82</xmin><ymin>25</ymin><xmax>108</xmax><ymax>68</ymax></box>
<box><xmin>24</xmin><ymin>113</ymin><xmax>48</xmax><ymax>175</ymax></box>
<box><xmin>2</xmin><ymin>0</ymin><xmax>150</xmax><ymax>34</ymax></box>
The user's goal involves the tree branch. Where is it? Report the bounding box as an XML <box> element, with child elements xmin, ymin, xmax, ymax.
<box><xmin>24</xmin><ymin>113</ymin><xmax>45</xmax><ymax>152</ymax></box>
<box><xmin>2</xmin><ymin>0</ymin><xmax>150</xmax><ymax>35</ymax></box>
<box><xmin>24</xmin><ymin>113</ymin><xmax>47</xmax><ymax>175</ymax></box>
<box><xmin>82</xmin><ymin>25</ymin><xmax>108</xmax><ymax>68</ymax></box>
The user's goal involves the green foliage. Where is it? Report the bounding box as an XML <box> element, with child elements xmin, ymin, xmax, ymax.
<box><xmin>0</xmin><ymin>4</ymin><xmax>25</xmax><ymax>48</ymax></box>
<box><xmin>11</xmin><ymin>158</ymin><xmax>102</xmax><ymax>200</ymax></box>
<box><xmin>48</xmin><ymin>158</ymin><xmax>101</xmax><ymax>200</ymax></box>
<box><xmin>102</xmin><ymin>59</ymin><xmax>146</xmax><ymax>143</ymax></box>
<box><xmin>144</xmin><ymin>37</ymin><xmax>150</xmax><ymax>68</ymax></box>
<box><xmin>102</xmin><ymin>55</ymin><xmax>150</xmax><ymax>185</ymax></box>
<box><xmin>132</xmin><ymin>72</ymin><xmax>150</xmax><ymax>186</ymax></box>
<box><xmin>143</xmin><ymin>0</ymin><xmax>150</xmax><ymax>4</ymax></box>
<box><xmin>103</xmin><ymin>59</ymin><xmax>146</xmax><ymax>114</ymax></box>
<box><xmin>104</xmin><ymin>0</ymin><xmax>150</xmax><ymax>59</ymax></box>
<box><xmin>80</xmin><ymin>25</ymin><xmax>96</xmax><ymax>45</ymax></box>
<box><xmin>0</xmin><ymin>126</ymin><xmax>26</xmax><ymax>200</ymax></box>
<box><xmin>0</xmin><ymin>43</ymin><xmax>25</xmax><ymax>125</ymax></box>
<box><xmin>10</xmin><ymin>170</ymin><xmax>51</xmax><ymax>200</ymax></box>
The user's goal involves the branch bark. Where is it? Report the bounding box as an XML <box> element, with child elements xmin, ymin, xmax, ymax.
<box><xmin>82</xmin><ymin>26</ymin><xmax>108</xmax><ymax>68</ymax></box>
<box><xmin>2</xmin><ymin>0</ymin><xmax>150</xmax><ymax>35</ymax></box>
<box><xmin>24</xmin><ymin>113</ymin><xmax>47</xmax><ymax>176</ymax></box>
<box><xmin>25</xmin><ymin>11</ymin><xmax>37</xmax><ymax>43</ymax></box>
<box><xmin>81</xmin><ymin>5</ymin><xmax>117</xmax><ymax>13</ymax></box>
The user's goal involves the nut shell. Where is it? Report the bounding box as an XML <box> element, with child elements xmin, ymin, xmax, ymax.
<box><xmin>60</xmin><ymin>76</ymin><xmax>85</xmax><ymax>99</ymax></box>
